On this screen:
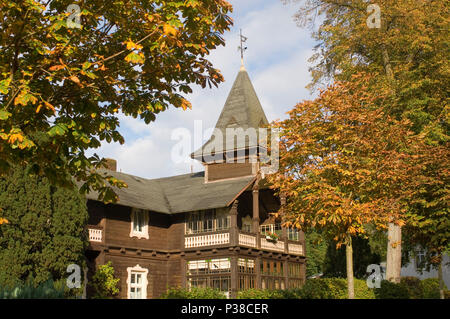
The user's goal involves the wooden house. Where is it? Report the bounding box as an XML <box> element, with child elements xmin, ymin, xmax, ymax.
<box><xmin>85</xmin><ymin>66</ymin><xmax>306</xmax><ymax>298</ymax></box>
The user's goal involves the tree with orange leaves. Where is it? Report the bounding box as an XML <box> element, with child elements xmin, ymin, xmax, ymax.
<box><xmin>268</xmin><ymin>74</ymin><xmax>427</xmax><ymax>298</ymax></box>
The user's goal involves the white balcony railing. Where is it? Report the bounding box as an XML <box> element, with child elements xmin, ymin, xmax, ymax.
<box><xmin>260</xmin><ymin>238</ymin><xmax>285</xmax><ymax>252</ymax></box>
<box><xmin>238</xmin><ymin>233</ymin><xmax>256</xmax><ymax>248</ymax></box>
<box><xmin>288</xmin><ymin>243</ymin><xmax>304</xmax><ymax>255</ymax></box>
<box><xmin>185</xmin><ymin>232</ymin><xmax>230</xmax><ymax>248</ymax></box>
<box><xmin>89</xmin><ymin>228</ymin><xmax>103</xmax><ymax>242</ymax></box>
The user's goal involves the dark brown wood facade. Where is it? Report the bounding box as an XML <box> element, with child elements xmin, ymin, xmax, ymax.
<box><xmin>85</xmin><ymin>67</ymin><xmax>306</xmax><ymax>299</ymax></box>
<box><xmin>86</xmin><ymin>186</ymin><xmax>306</xmax><ymax>299</ymax></box>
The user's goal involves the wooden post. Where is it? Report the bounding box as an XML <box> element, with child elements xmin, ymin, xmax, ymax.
<box><xmin>181</xmin><ymin>259</ymin><xmax>187</xmax><ymax>289</ymax></box>
<box><xmin>283</xmin><ymin>260</ymin><xmax>289</xmax><ymax>289</ymax></box>
<box><xmin>282</xmin><ymin>227</ymin><xmax>288</xmax><ymax>254</ymax></box>
<box><xmin>299</xmin><ymin>230</ymin><xmax>306</xmax><ymax>256</ymax></box>
<box><xmin>255</xmin><ymin>256</ymin><xmax>262</xmax><ymax>289</ymax></box>
<box><xmin>301</xmin><ymin>261</ymin><xmax>306</xmax><ymax>285</ymax></box>
<box><xmin>230</xmin><ymin>200</ymin><xmax>239</xmax><ymax>246</ymax></box>
<box><xmin>252</xmin><ymin>177</ymin><xmax>260</xmax><ymax>249</ymax></box>
<box><xmin>230</xmin><ymin>255</ymin><xmax>238</xmax><ymax>298</ymax></box>
<box><xmin>280</xmin><ymin>193</ymin><xmax>288</xmax><ymax>253</ymax></box>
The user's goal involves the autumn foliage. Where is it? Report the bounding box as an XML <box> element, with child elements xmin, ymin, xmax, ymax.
<box><xmin>0</xmin><ymin>0</ymin><xmax>233</xmax><ymax>201</ymax></box>
<box><xmin>269</xmin><ymin>74</ymin><xmax>429</xmax><ymax>244</ymax></box>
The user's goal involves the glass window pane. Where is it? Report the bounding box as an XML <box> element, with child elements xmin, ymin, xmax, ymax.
<box><xmin>136</xmin><ymin>273</ymin><xmax>142</xmax><ymax>284</ymax></box>
<box><xmin>136</xmin><ymin>288</ymin><xmax>141</xmax><ymax>299</ymax></box>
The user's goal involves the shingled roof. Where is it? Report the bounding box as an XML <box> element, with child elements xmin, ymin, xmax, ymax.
<box><xmin>84</xmin><ymin>170</ymin><xmax>255</xmax><ymax>214</ymax></box>
<box><xmin>192</xmin><ymin>66</ymin><xmax>269</xmax><ymax>162</ymax></box>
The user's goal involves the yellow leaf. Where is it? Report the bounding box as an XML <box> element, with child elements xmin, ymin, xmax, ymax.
<box><xmin>69</xmin><ymin>76</ymin><xmax>80</xmax><ymax>84</ymax></box>
<box><xmin>125</xmin><ymin>39</ymin><xmax>143</xmax><ymax>50</ymax></box>
<box><xmin>44</xmin><ymin>101</ymin><xmax>55</xmax><ymax>113</ymax></box>
<box><xmin>163</xmin><ymin>24</ymin><xmax>177</xmax><ymax>36</ymax></box>
<box><xmin>48</xmin><ymin>65</ymin><xmax>65</xmax><ymax>71</ymax></box>
<box><xmin>180</xmin><ymin>98</ymin><xmax>192</xmax><ymax>110</ymax></box>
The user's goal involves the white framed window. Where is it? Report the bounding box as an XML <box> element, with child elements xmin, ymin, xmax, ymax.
<box><xmin>127</xmin><ymin>264</ymin><xmax>148</xmax><ymax>299</ymax></box>
<box><xmin>415</xmin><ymin>249</ymin><xmax>426</xmax><ymax>270</ymax></box>
<box><xmin>287</xmin><ymin>228</ymin><xmax>300</xmax><ymax>241</ymax></box>
<box><xmin>130</xmin><ymin>208</ymin><xmax>149</xmax><ymax>239</ymax></box>
<box><xmin>185</xmin><ymin>208</ymin><xmax>230</xmax><ymax>235</ymax></box>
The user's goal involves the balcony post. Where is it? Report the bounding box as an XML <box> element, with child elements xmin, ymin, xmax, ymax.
<box><xmin>300</xmin><ymin>230</ymin><xmax>305</xmax><ymax>255</ymax></box>
<box><xmin>252</xmin><ymin>177</ymin><xmax>261</xmax><ymax>249</ymax></box>
<box><xmin>282</xmin><ymin>227</ymin><xmax>288</xmax><ymax>254</ymax></box>
<box><xmin>284</xmin><ymin>259</ymin><xmax>289</xmax><ymax>289</ymax></box>
<box><xmin>230</xmin><ymin>255</ymin><xmax>238</xmax><ymax>298</ymax></box>
<box><xmin>181</xmin><ymin>259</ymin><xmax>187</xmax><ymax>289</ymax></box>
<box><xmin>230</xmin><ymin>200</ymin><xmax>239</xmax><ymax>246</ymax></box>
<box><xmin>255</xmin><ymin>256</ymin><xmax>262</xmax><ymax>289</ymax></box>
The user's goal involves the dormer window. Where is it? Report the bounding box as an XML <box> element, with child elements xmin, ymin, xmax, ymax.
<box><xmin>130</xmin><ymin>208</ymin><xmax>149</xmax><ymax>239</ymax></box>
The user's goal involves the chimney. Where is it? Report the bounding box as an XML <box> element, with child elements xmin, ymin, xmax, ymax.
<box><xmin>104</xmin><ymin>158</ymin><xmax>117</xmax><ymax>171</ymax></box>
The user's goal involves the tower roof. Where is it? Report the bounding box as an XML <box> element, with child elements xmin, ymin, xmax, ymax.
<box><xmin>192</xmin><ymin>67</ymin><xmax>269</xmax><ymax>162</ymax></box>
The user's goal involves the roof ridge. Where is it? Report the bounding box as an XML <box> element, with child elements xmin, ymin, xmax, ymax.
<box><xmin>157</xmin><ymin>179</ymin><xmax>173</xmax><ymax>213</ymax></box>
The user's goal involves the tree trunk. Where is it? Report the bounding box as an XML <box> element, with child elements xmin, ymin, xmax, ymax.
<box><xmin>381</xmin><ymin>43</ymin><xmax>403</xmax><ymax>283</ymax></box>
<box><xmin>439</xmin><ymin>258</ymin><xmax>445</xmax><ymax>299</ymax></box>
<box><xmin>386</xmin><ymin>223</ymin><xmax>402</xmax><ymax>283</ymax></box>
<box><xmin>346</xmin><ymin>236</ymin><xmax>355</xmax><ymax>299</ymax></box>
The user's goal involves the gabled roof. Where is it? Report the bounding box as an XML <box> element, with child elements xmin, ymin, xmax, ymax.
<box><xmin>84</xmin><ymin>170</ymin><xmax>256</xmax><ymax>214</ymax></box>
<box><xmin>192</xmin><ymin>67</ymin><xmax>269</xmax><ymax>161</ymax></box>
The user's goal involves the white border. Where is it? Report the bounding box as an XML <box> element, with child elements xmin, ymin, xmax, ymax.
<box><xmin>126</xmin><ymin>264</ymin><xmax>149</xmax><ymax>299</ymax></box>
<box><xmin>130</xmin><ymin>208</ymin><xmax>149</xmax><ymax>239</ymax></box>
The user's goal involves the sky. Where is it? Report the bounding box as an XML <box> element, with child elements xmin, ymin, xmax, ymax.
<box><xmin>88</xmin><ymin>0</ymin><xmax>318</xmax><ymax>179</ymax></box>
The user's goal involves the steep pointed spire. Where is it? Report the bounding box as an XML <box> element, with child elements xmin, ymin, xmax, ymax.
<box><xmin>192</xmin><ymin>67</ymin><xmax>269</xmax><ymax>163</ymax></box>
<box><xmin>214</xmin><ymin>68</ymin><xmax>268</xmax><ymax>132</ymax></box>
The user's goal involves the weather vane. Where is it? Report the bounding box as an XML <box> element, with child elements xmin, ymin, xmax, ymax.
<box><xmin>238</xmin><ymin>29</ymin><xmax>248</xmax><ymax>66</ymax></box>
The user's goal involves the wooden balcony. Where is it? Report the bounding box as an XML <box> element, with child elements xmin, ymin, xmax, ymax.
<box><xmin>238</xmin><ymin>232</ymin><xmax>257</xmax><ymax>247</ymax></box>
<box><xmin>183</xmin><ymin>228</ymin><xmax>304</xmax><ymax>256</ymax></box>
<box><xmin>184</xmin><ymin>230</ymin><xmax>230</xmax><ymax>248</ymax></box>
<box><xmin>87</xmin><ymin>225</ymin><xmax>103</xmax><ymax>246</ymax></box>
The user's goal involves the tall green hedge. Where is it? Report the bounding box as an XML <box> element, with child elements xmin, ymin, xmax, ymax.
<box><xmin>0</xmin><ymin>166</ymin><xmax>88</xmax><ymax>296</ymax></box>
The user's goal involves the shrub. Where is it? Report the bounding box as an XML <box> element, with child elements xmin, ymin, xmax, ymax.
<box><xmin>300</xmin><ymin>278</ymin><xmax>347</xmax><ymax>299</ymax></box>
<box><xmin>89</xmin><ymin>261</ymin><xmax>120</xmax><ymax>299</ymax></box>
<box><xmin>354</xmin><ymin>279</ymin><xmax>376</xmax><ymax>299</ymax></box>
<box><xmin>299</xmin><ymin>278</ymin><xmax>374</xmax><ymax>299</ymax></box>
<box><xmin>420</xmin><ymin>278</ymin><xmax>441</xmax><ymax>299</ymax></box>
<box><xmin>161</xmin><ymin>287</ymin><xmax>226</xmax><ymax>299</ymax></box>
<box><xmin>444</xmin><ymin>290</ymin><xmax>450</xmax><ymax>299</ymax></box>
<box><xmin>375</xmin><ymin>280</ymin><xmax>410</xmax><ymax>299</ymax></box>
<box><xmin>237</xmin><ymin>289</ymin><xmax>302</xmax><ymax>299</ymax></box>
<box><xmin>0</xmin><ymin>279</ymin><xmax>65</xmax><ymax>299</ymax></box>
<box><xmin>400</xmin><ymin>277</ymin><xmax>423</xmax><ymax>299</ymax></box>
<box><xmin>279</xmin><ymin>288</ymin><xmax>303</xmax><ymax>299</ymax></box>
